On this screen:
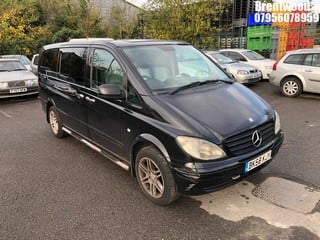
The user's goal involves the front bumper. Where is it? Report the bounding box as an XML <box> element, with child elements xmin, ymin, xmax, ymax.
<box><xmin>173</xmin><ymin>131</ymin><xmax>284</xmax><ymax>196</ymax></box>
<box><xmin>235</xmin><ymin>73</ymin><xmax>262</xmax><ymax>84</ymax></box>
<box><xmin>0</xmin><ymin>86</ymin><xmax>39</xmax><ymax>98</ymax></box>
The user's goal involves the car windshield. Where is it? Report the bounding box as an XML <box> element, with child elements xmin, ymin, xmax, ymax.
<box><xmin>123</xmin><ymin>45</ymin><xmax>230</xmax><ymax>92</ymax></box>
<box><xmin>210</xmin><ymin>53</ymin><xmax>235</xmax><ymax>64</ymax></box>
<box><xmin>0</xmin><ymin>61</ymin><xmax>26</xmax><ymax>71</ymax></box>
<box><xmin>242</xmin><ymin>50</ymin><xmax>265</xmax><ymax>60</ymax></box>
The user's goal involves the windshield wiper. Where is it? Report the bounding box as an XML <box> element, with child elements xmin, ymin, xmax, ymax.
<box><xmin>169</xmin><ymin>79</ymin><xmax>231</xmax><ymax>95</ymax></box>
<box><xmin>169</xmin><ymin>81</ymin><xmax>202</xmax><ymax>95</ymax></box>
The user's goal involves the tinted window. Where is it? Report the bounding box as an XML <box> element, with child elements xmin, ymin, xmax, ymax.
<box><xmin>284</xmin><ymin>54</ymin><xmax>304</xmax><ymax>64</ymax></box>
<box><xmin>91</xmin><ymin>49</ymin><xmax>124</xmax><ymax>88</ymax></box>
<box><xmin>303</xmin><ymin>54</ymin><xmax>320</xmax><ymax>67</ymax></box>
<box><xmin>59</xmin><ymin>48</ymin><xmax>88</xmax><ymax>86</ymax></box>
<box><xmin>39</xmin><ymin>48</ymin><xmax>59</xmax><ymax>74</ymax></box>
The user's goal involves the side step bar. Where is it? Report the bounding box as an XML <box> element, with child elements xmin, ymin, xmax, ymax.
<box><xmin>62</xmin><ymin>127</ymin><xmax>130</xmax><ymax>171</ymax></box>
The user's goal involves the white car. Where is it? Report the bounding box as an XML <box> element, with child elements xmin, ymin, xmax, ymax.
<box><xmin>205</xmin><ymin>51</ymin><xmax>261</xmax><ymax>84</ymax></box>
<box><xmin>219</xmin><ymin>49</ymin><xmax>275</xmax><ymax>79</ymax></box>
<box><xmin>269</xmin><ymin>49</ymin><xmax>320</xmax><ymax>97</ymax></box>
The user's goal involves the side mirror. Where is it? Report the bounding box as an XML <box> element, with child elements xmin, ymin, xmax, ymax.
<box><xmin>98</xmin><ymin>84</ymin><xmax>125</xmax><ymax>99</ymax></box>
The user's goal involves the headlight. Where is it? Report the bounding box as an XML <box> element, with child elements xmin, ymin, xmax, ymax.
<box><xmin>0</xmin><ymin>82</ymin><xmax>9</xmax><ymax>89</ymax></box>
<box><xmin>176</xmin><ymin>136</ymin><xmax>226</xmax><ymax>160</ymax></box>
<box><xmin>25</xmin><ymin>79</ymin><xmax>38</xmax><ymax>86</ymax></box>
<box><xmin>274</xmin><ymin>111</ymin><xmax>281</xmax><ymax>134</ymax></box>
<box><xmin>237</xmin><ymin>70</ymin><xmax>249</xmax><ymax>75</ymax></box>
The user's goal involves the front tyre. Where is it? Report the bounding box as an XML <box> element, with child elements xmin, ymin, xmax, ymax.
<box><xmin>281</xmin><ymin>77</ymin><xmax>302</xmax><ymax>97</ymax></box>
<box><xmin>48</xmin><ymin>106</ymin><xmax>67</xmax><ymax>138</ymax></box>
<box><xmin>135</xmin><ymin>146</ymin><xmax>180</xmax><ymax>205</ymax></box>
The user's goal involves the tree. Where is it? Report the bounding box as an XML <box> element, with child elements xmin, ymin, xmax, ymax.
<box><xmin>0</xmin><ymin>1</ymin><xmax>49</xmax><ymax>56</ymax></box>
<box><xmin>142</xmin><ymin>0</ymin><xmax>227</xmax><ymax>49</ymax></box>
<box><xmin>105</xmin><ymin>5</ymin><xmax>139</xmax><ymax>39</ymax></box>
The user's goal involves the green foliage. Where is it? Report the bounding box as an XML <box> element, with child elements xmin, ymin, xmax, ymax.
<box><xmin>0</xmin><ymin>1</ymin><xmax>50</xmax><ymax>56</ymax></box>
<box><xmin>142</xmin><ymin>0</ymin><xmax>226</xmax><ymax>49</ymax></box>
<box><xmin>0</xmin><ymin>0</ymin><xmax>107</xmax><ymax>56</ymax></box>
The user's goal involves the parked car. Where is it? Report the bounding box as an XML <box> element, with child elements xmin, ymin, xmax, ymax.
<box><xmin>31</xmin><ymin>54</ymin><xmax>39</xmax><ymax>75</ymax></box>
<box><xmin>0</xmin><ymin>55</ymin><xmax>32</xmax><ymax>71</ymax></box>
<box><xmin>38</xmin><ymin>39</ymin><xmax>283</xmax><ymax>205</ymax></box>
<box><xmin>0</xmin><ymin>59</ymin><xmax>38</xmax><ymax>98</ymax></box>
<box><xmin>205</xmin><ymin>51</ymin><xmax>261</xmax><ymax>84</ymax></box>
<box><xmin>219</xmin><ymin>49</ymin><xmax>275</xmax><ymax>79</ymax></box>
<box><xmin>269</xmin><ymin>49</ymin><xmax>320</xmax><ymax>97</ymax></box>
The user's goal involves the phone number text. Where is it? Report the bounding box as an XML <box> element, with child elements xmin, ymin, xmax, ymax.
<box><xmin>254</xmin><ymin>12</ymin><xmax>319</xmax><ymax>23</ymax></box>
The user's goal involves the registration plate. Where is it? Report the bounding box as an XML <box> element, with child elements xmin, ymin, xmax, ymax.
<box><xmin>244</xmin><ymin>150</ymin><xmax>272</xmax><ymax>173</ymax></box>
<box><xmin>10</xmin><ymin>88</ymin><xmax>27</xmax><ymax>94</ymax></box>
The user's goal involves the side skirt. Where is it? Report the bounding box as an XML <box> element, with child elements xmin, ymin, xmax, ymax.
<box><xmin>62</xmin><ymin>126</ymin><xmax>130</xmax><ymax>171</ymax></box>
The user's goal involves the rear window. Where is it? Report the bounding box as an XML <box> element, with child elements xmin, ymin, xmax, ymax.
<box><xmin>283</xmin><ymin>54</ymin><xmax>304</xmax><ymax>65</ymax></box>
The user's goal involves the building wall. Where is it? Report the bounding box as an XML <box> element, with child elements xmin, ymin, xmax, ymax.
<box><xmin>90</xmin><ymin>0</ymin><xmax>141</xmax><ymax>24</ymax></box>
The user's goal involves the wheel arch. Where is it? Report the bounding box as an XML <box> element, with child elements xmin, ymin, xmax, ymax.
<box><xmin>130</xmin><ymin>133</ymin><xmax>171</xmax><ymax>176</ymax></box>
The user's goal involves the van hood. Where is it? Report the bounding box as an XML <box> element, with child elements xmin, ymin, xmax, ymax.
<box><xmin>158</xmin><ymin>82</ymin><xmax>273</xmax><ymax>142</ymax></box>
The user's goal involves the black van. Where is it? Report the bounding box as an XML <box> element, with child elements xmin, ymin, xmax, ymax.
<box><xmin>38</xmin><ymin>39</ymin><xmax>283</xmax><ymax>205</ymax></box>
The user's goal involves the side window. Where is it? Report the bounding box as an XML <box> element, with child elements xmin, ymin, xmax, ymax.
<box><xmin>59</xmin><ymin>48</ymin><xmax>88</xmax><ymax>86</ymax></box>
<box><xmin>311</xmin><ymin>54</ymin><xmax>320</xmax><ymax>67</ymax></box>
<box><xmin>39</xmin><ymin>48</ymin><xmax>59</xmax><ymax>74</ymax></box>
<box><xmin>284</xmin><ymin>54</ymin><xmax>304</xmax><ymax>64</ymax></box>
<box><xmin>303</xmin><ymin>54</ymin><xmax>312</xmax><ymax>66</ymax></box>
<box><xmin>91</xmin><ymin>49</ymin><xmax>124</xmax><ymax>88</ymax></box>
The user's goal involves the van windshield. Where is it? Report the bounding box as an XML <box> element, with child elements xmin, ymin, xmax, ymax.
<box><xmin>123</xmin><ymin>45</ymin><xmax>230</xmax><ymax>91</ymax></box>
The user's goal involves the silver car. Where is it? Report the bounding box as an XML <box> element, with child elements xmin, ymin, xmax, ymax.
<box><xmin>269</xmin><ymin>49</ymin><xmax>320</xmax><ymax>97</ymax></box>
<box><xmin>0</xmin><ymin>59</ymin><xmax>38</xmax><ymax>98</ymax></box>
<box><xmin>206</xmin><ymin>51</ymin><xmax>261</xmax><ymax>84</ymax></box>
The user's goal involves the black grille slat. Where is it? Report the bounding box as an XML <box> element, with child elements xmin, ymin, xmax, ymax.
<box><xmin>8</xmin><ymin>81</ymin><xmax>25</xmax><ymax>87</ymax></box>
<box><xmin>224</xmin><ymin>121</ymin><xmax>275</xmax><ymax>156</ymax></box>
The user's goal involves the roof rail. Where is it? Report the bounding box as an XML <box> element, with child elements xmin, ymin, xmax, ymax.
<box><xmin>69</xmin><ymin>38</ymin><xmax>114</xmax><ymax>42</ymax></box>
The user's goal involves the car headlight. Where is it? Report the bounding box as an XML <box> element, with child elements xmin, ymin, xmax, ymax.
<box><xmin>0</xmin><ymin>82</ymin><xmax>9</xmax><ymax>89</ymax></box>
<box><xmin>176</xmin><ymin>136</ymin><xmax>226</xmax><ymax>160</ymax></box>
<box><xmin>25</xmin><ymin>79</ymin><xmax>38</xmax><ymax>86</ymax></box>
<box><xmin>237</xmin><ymin>70</ymin><xmax>249</xmax><ymax>75</ymax></box>
<box><xmin>274</xmin><ymin>111</ymin><xmax>281</xmax><ymax>134</ymax></box>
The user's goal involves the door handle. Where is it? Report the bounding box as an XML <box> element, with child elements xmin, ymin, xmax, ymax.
<box><xmin>77</xmin><ymin>93</ymin><xmax>85</xmax><ymax>99</ymax></box>
<box><xmin>85</xmin><ymin>96</ymin><xmax>96</xmax><ymax>103</ymax></box>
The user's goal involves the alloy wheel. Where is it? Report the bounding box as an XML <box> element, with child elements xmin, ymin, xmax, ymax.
<box><xmin>137</xmin><ymin>157</ymin><xmax>164</xmax><ymax>199</ymax></box>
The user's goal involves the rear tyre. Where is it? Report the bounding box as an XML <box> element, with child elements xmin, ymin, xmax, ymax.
<box><xmin>135</xmin><ymin>146</ymin><xmax>180</xmax><ymax>205</ymax></box>
<box><xmin>280</xmin><ymin>77</ymin><xmax>302</xmax><ymax>97</ymax></box>
<box><xmin>48</xmin><ymin>106</ymin><xmax>67</xmax><ymax>138</ymax></box>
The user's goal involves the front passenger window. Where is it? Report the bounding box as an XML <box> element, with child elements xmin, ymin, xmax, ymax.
<box><xmin>91</xmin><ymin>49</ymin><xmax>124</xmax><ymax>88</ymax></box>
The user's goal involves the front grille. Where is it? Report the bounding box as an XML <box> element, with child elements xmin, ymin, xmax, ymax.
<box><xmin>224</xmin><ymin>121</ymin><xmax>274</xmax><ymax>156</ymax></box>
<box><xmin>249</xmin><ymin>69</ymin><xmax>258</xmax><ymax>73</ymax></box>
<box><xmin>8</xmin><ymin>81</ymin><xmax>25</xmax><ymax>87</ymax></box>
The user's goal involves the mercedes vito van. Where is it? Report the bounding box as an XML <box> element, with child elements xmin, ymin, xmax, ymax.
<box><xmin>38</xmin><ymin>39</ymin><xmax>283</xmax><ymax>205</ymax></box>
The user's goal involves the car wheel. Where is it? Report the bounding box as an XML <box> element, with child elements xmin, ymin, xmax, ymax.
<box><xmin>280</xmin><ymin>77</ymin><xmax>302</xmax><ymax>97</ymax></box>
<box><xmin>135</xmin><ymin>146</ymin><xmax>180</xmax><ymax>205</ymax></box>
<box><xmin>48</xmin><ymin>106</ymin><xmax>67</xmax><ymax>138</ymax></box>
